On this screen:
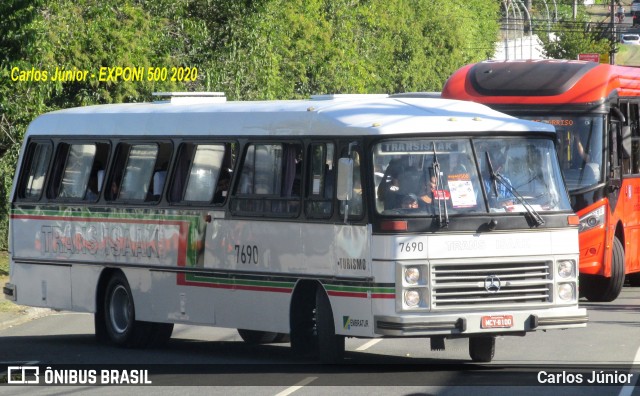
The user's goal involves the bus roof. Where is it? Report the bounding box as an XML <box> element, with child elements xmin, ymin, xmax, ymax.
<box><xmin>442</xmin><ymin>60</ymin><xmax>640</xmax><ymax>106</ymax></box>
<box><xmin>25</xmin><ymin>94</ymin><xmax>554</xmax><ymax>137</ymax></box>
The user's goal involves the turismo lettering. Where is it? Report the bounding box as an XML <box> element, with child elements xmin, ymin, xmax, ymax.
<box><xmin>337</xmin><ymin>258</ymin><xmax>367</xmax><ymax>270</ymax></box>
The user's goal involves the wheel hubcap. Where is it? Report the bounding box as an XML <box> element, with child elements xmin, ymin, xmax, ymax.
<box><xmin>109</xmin><ymin>284</ymin><xmax>131</xmax><ymax>334</ymax></box>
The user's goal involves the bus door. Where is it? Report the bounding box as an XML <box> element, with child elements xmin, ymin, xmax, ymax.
<box><xmin>334</xmin><ymin>141</ymin><xmax>370</xmax><ymax>280</ymax></box>
<box><xmin>618</xmin><ymin>101</ymin><xmax>640</xmax><ymax>274</ymax></box>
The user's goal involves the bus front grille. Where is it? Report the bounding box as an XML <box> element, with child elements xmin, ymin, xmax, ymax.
<box><xmin>431</xmin><ymin>261</ymin><xmax>552</xmax><ymax>310</ymax></box>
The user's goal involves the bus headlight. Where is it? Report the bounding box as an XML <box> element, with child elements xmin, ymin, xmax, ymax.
<box><xmin>557</xmin><ymin>283</ymin><xmax>575</xmax><ymax>301</ymax></box>
<box><xmin>579</xmin><ymin>206</ymin><xmax>605</xmax><ymax>233</ymax></box>
<box><xmin>404</xmin><ymin>267</ymin><xmax>420</xmax><ymax>285</ymax></box>
<box><xmin>557</xmin><ymin>260</ymin><xmax>575</xmax><ymax>279</ymax></box>
<box><xmin>404</xmin><ymin>290</ymin><xmax>421</xmax><ymax>307</ymax></box>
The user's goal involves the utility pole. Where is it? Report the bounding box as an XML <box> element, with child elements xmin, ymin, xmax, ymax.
<box><xmin>610</xmin><ymin>0</ymin><xmax>616</xmax><ymax>65</ymax></box>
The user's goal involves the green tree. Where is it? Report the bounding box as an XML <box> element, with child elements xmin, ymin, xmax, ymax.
<box><xmin>0</xmin><ymin>0</ymin><xmax>206</xmax><ymax>249</ymax></box>
<box><xmin>206</xmin><ymin>0</ymin><xmax>500</xmax><ymax>100</ymax></box>
<box><xmin>539</xmin><ymin>17</ymin><xmax>611</xmax><ymax>60</ymax></box>
<box><xmin>533</xmin><ymin>3</ymin><xmax>611</xmax><ymax>60</ymax></box>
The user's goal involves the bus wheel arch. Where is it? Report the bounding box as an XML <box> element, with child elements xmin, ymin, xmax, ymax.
<box><xmin>289</xmin><ymin>280</ymin><xmax>345</xmax><ymax>362</ymax></box>
<box><xmin>581</xmin><ymin>231</ymin><xmax>625</xmax><ymax>302</ymax></box>
<box><xmin>289</xmin><ymin>280</ymin><xmax>319</xmax><ymax>356</ymax></box>
<box><xmin>100</xmin><ymin>270</ymin><xmax>151</xmax><ymax>348</ymax></box>
<box><xmin>315</xmin><ymin>285</ymin><xmax>345</xmax><ymax>363</ymax></box>
<box><xmin>94</xmin><ymin>268</ymin><xmax>117</xmax><ymax>344</ymax></box>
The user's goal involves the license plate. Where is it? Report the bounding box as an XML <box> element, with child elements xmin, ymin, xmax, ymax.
<box><xmin>481</xmin><ymin>315</ymin><xmax>514</xmax><ymax>329</ymax></box>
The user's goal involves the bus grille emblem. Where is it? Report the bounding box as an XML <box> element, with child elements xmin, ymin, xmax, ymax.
<box><xmin>484</xmin><ymin>275</ymin><xmax>501</xmax><ymax>293</ymax></box>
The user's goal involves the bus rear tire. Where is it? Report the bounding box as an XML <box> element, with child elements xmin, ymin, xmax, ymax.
<box><xmin>315</xmin><ymin>288</ymin><xmax>345</xmax><ymax>363</ymax></box>
<box><xmin>103</xmin><ymin>272</ymin><xmax>150</xmax><ymax>348</ymax></box>
<box><xmin>273</xmin><ymin>333</ymin><xmax>290</xmax><ymax>343</ymax></box>
<box><xmin>147</xmin><ymin>322</ymin><xmax>174</xmax><ymax>347</ymax></box>
<box><xmin>469</xmin><ymin>336</ymin><xmax>495</xmax><ymax>363</ymax></box>
<box><xmin>581</xmin><ymin>236</ymin><xmax>625</xmax><ymax>302</ymax></box>
<box><xmin>237</xmin><ymin>329</ymin><xmax>279</xmax><ymax>344</ymax></box>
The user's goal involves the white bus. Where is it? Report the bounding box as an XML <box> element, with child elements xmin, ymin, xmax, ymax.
<box><xmin>4</xmin><ymin>92</ymin><xmax>587</xmax><ymax>363</ymax></box>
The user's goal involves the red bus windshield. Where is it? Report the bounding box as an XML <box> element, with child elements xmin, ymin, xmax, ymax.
<box><xmin>519</xmin><ymin>115</ymin><xmax>605</xmax><ymax>192</ymax></box>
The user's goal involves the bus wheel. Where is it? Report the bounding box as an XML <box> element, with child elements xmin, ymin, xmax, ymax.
<box><xmin>237</xmin><ymin>329</ymin><xmax>279</xmax><ymax>344</ymax></box>
<box><xmin>315</xmin><ymin>288</ymin><xmax>345</xmax><ymax>363</ymax></box>
<box><xmin>290</xmin><ymin>284</ymin><xmax>318</xmax><ymax>356</ymax></box>
<box><xmin>273</xmin><ymin>333</ymin><xmax>291</xmax><ymax>343</ymax></box>
<box><xmin>582</xmin><ymin>236</ymin><xmax>625</xmax><ymax>302</ymax></box>
<box><xmin>103</xmin><ymin>272</ymin><xmax>149</xmax><ymax>348</ymax></box>
<box><xmin>147</xmin><ymin>322</ymin><xmax>174</xmax><ymax>347</ymax></box>
<box><xmin>469</xmin><ymin>336</ymin><xmax>495</xmax><ymax>363</ymax></box>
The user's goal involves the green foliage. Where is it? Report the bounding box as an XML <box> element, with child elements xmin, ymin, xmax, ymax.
<box><xmin>538</xmin><ymin>16</ymin><xmax>611</xmax><ymax>60</ymax></box>
<box><xmin>206</xmin><ymin>0</ymin><xmax>500</xmax><ymax>99</ymax></box>
<box><xmin>534</xmin><ymin>3</ymin><xmax>611</xmax><ymax>60</ymax></box>
<box><xmin>0</xmin><ymin>0</ymin><xmax>208</xmax><ymax>249</ymax></box>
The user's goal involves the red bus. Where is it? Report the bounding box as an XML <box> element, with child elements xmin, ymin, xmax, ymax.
<box><xmin>442</xmin><ymin>60</ymin><xmax>640</xmax><ymax>302</ymax></box>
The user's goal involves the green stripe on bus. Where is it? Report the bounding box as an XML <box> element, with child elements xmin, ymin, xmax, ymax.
<box><xmin>186</xmin><ymin>273</ymin><xmax>295</xmax><ymax>289</ymax></box>
<box><xmin>324</xmin><ymin>284</ymin><xmax>395</xmax><ymax>294</ymax></box>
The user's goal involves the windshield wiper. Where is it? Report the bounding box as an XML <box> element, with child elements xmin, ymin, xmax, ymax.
<box><xmin>485</xmin><ymin>152</ymin><xmax>545</xmax><ymax>227</ymax></box>
<box><xmin>432</xmin><ymin>143</ymin><xmax>449</xmax><ymax>228</ymax></box>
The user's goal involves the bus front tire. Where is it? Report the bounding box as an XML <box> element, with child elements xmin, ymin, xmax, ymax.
<box><xmin>469</xmin><ymin>336</ymin><xmax>495</xmax><ymax>363</ymax></box>
<box><xmin>315</xmin><ymin>288</ymin><xmax>345</xmax><ymax>363</ymax></box>
<box><xmin>581</xmin><ymin>236</ymin><xmax>625</xmax><ymax>302</ymax></box>
<box><xmin>237</xmin><ymin>329</ymin><xmax>279</xmax><ymax>344</ymax></box>
<box><xmin>103</xmin><ymin>272</ymin><xmax>150</xmax><ymax>348</ymax></box>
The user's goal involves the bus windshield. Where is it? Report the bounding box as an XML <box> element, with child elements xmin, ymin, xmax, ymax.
<box><xmin>521</xmin><ymin>115</ymin><xmax>605</xmax><ymax>192</ymax></box>
<box><xmin>374</xmin><ymin>137</ymin><xmax>571</xmax><ymax>216</ymax></box>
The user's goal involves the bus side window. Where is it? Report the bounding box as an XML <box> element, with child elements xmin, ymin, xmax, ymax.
<box><xmin>17</xmin><ymin>141</ymin><xmax>52</xmax><ymax>200</ymax></box>
<box><xmin>84</xmin><ymin>143</ymin><xmax>110</xmax><ymax>201</ymax></box>
<box><xmin>54</xmin><ymin>143</ymin><xmax>97</xmax><ymax>200</ymax></box>
<box><xmin>305</xmin><ymin>142</ymin><xmax>335</xmax><ymax>218</ymax></box>
<box><xmin>184</xmin><ymin>144</ymin><xmax>225</xmax><ymax>202</ymax></box>
<box><xmin>107</xmin><ymin>142</ymin><xmax>170</xmax><ymax>202</ymax></box>
<box><xmin>169</xmin><ymin>142</ymin><xmax>235</xmax><ymax>204</ymax></box>
<box><xmin>232</xmin><ymin>142</ymin><xmax>302</xmax><ymax>216</ymax></box>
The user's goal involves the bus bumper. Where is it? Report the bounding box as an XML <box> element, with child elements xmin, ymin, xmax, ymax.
<box><xmin>374</xmin><ymin>307</ymin><xmax>588</xmax><ymax>337</ymax></box>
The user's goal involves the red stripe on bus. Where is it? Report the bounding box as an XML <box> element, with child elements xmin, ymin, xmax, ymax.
<box><xmin>10</xmin><ymin>214</ymin><xmax>186</xmax><ymax>226</ymax></box>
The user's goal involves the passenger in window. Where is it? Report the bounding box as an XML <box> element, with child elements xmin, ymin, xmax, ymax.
<box><xmin>151</xmin><ymin>169</ymin><xmax>167</xmax><ymax>201</ymax></box>
<box><xmin>214</xmin><ymin>168</ymin><xmax>231</xmax><ymax>204</ymax></box>
<box><xmin>110</xmin><ymin>180</ymin><xmax>120</xmax><ymax>200</ymax></box>
<box><xmin>85</xmin><ymin>184</ymin><xmax>99</xmax><ymax>201</ymax></box>
<box><xmin>571</xmin><ymin>133</ymin><xmax>590</xmax><ymax>166</ymax></box>
<box><xmin>378</xmin><ymin>157</ymin><xmax>403</xmax><ymax>209</ymax></box>
<box><xmin>400</xmin><ymin>194</ymin><xmax>420</xmax><ymax>210</ymax></box>
<box><xmin>84</xmin><ymin>165</ymin><xmax>103</xmax><ymax>201</ymax></box>
<box><xmin>418</xmin><ymin>176</ymin><xmax>437</xmax><ymax>205</ymax></box>
<box><xmin>397</xmin><ymin>161</ymin><xmax>423</xmax><ymax>197</ymax></box>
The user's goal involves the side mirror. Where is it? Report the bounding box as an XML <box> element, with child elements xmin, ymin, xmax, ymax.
<box><xmin>336</xmin><ymin>158</ymin><xmax>353</xmax><ymax>201</ymax></box>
